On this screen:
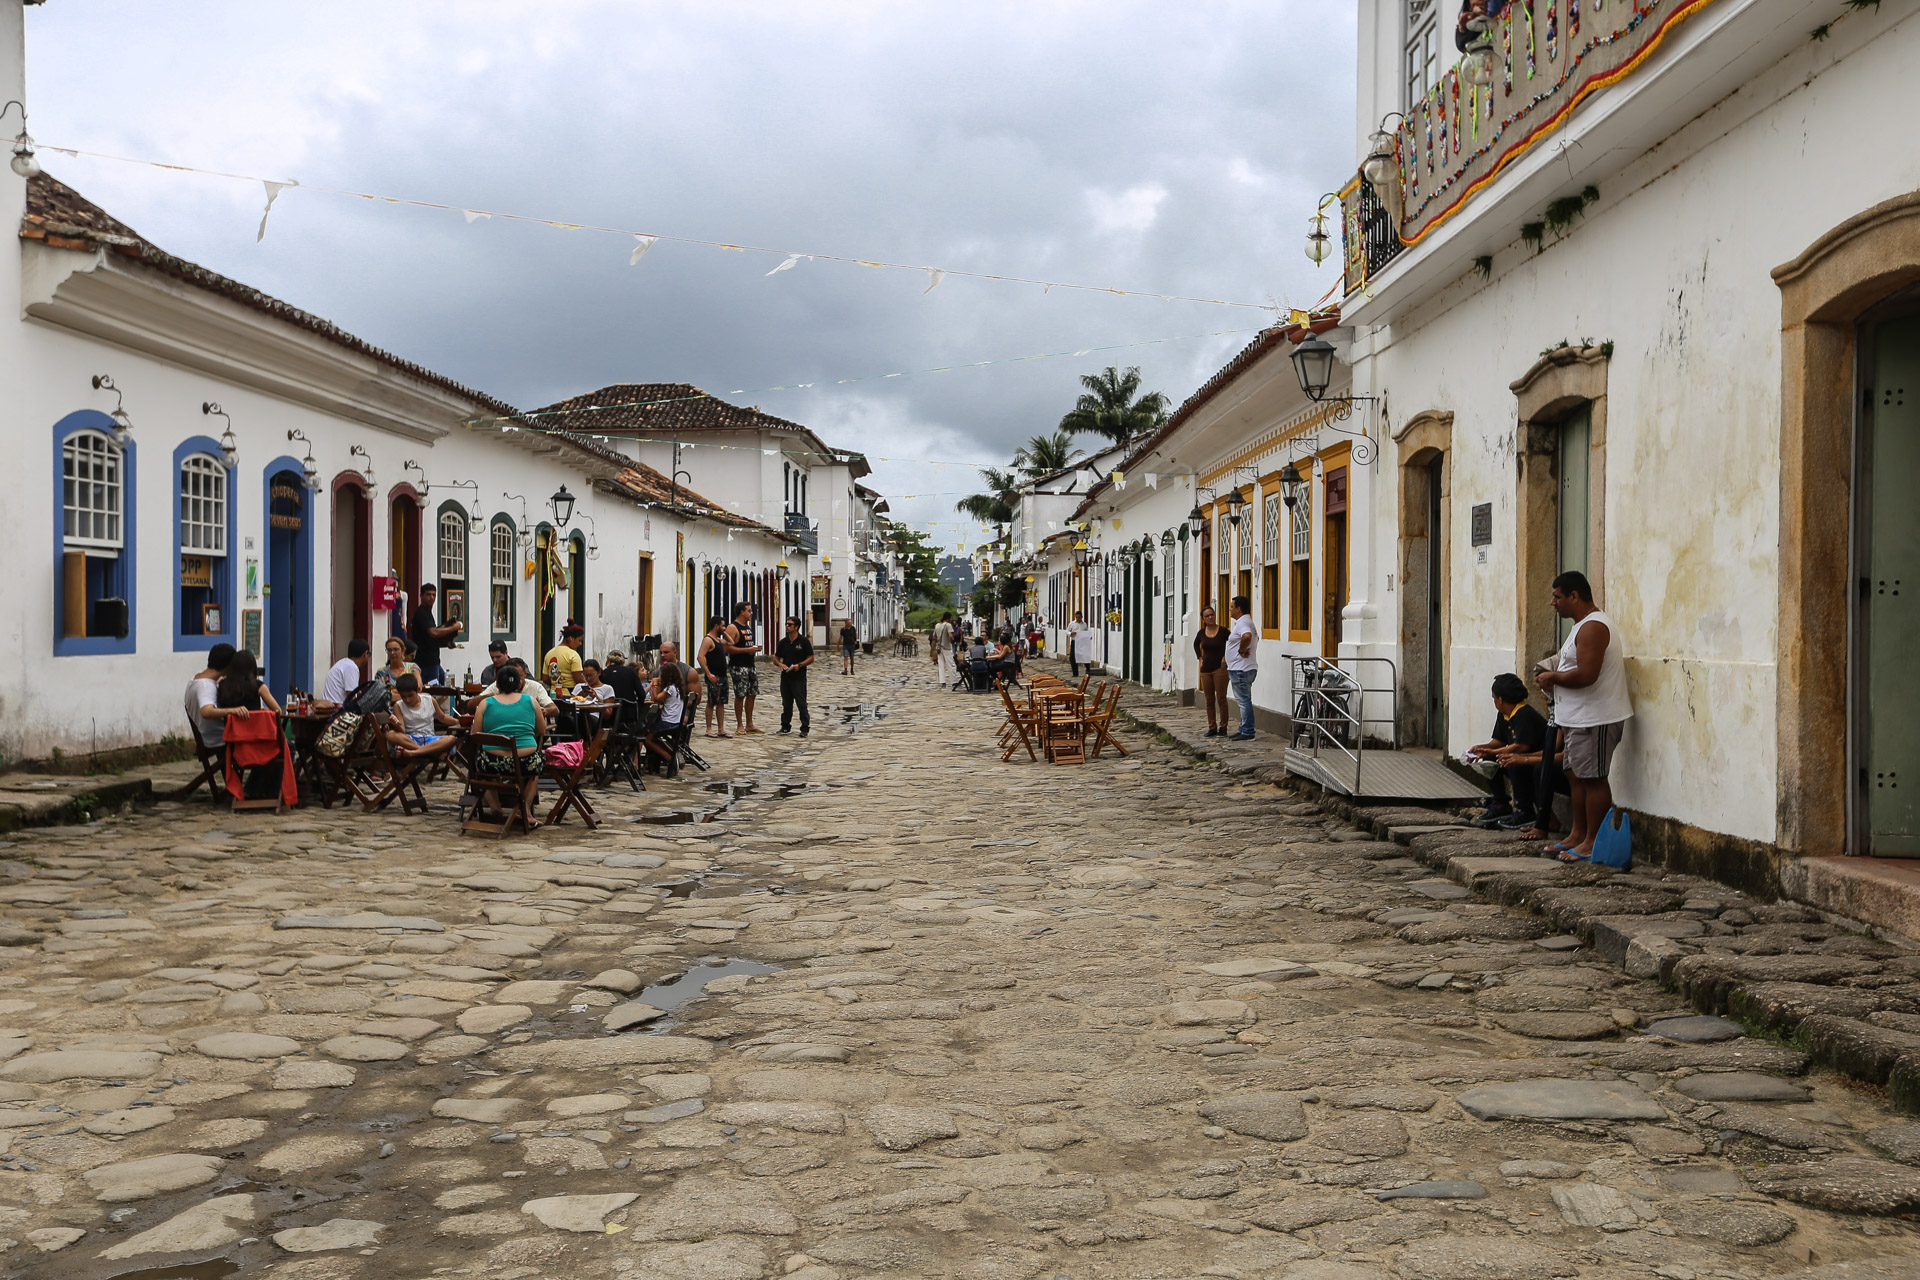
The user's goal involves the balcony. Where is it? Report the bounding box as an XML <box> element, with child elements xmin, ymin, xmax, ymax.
<box><xmin>1339</xmin><ymin>0</ymin><xmax>1811</xmax><ymax>311</ymax></box>
<box><xmin>784</xmin><ymin>512</ymin><xmax>818</xmax><ymax>555</ymax></box>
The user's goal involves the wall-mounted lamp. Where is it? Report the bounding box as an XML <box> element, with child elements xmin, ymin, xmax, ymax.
<box><xmin>1361</xmin><ymin>114</ymin><xmax>1405</xmax><ymax>202</ymax></box>
<box><xmin>579</xmin><ymin>513</ymin><xmax>600</xmax><ymax>559</ymax></box>
<box><xmin>286</xmin><ymin>430</ymin><xmax>322</xmax><ymax>491</ymax></box>
<box><xmin>349</xmin><ymin>444</ymin><xmax>379</xmax><ymax>499</ymax></box>
<box><xmin>503</xmin><ymin>493</ymin><xmax>534</xmax><ymax>551</ymax></box>
<box><xmin>90</xmin><ymin>375</ymin><xmax>133</xmax><ymax>446</ymax></box>
<box><xmin>1289</xmin><ymin>336</ymin><xmax>1379</xmax><ymax>464</ymax></box>
<box><xmin>1279</xmin><ymin>461</ymin><xmax>1307</xmax><ymax>509</ymax></box>
<box><xmin>201</xmin><ymin>402</ymin><xmax>238</xmax><ymax>468</ymax></box>
<box><xmin>401</xmin><ymin>459</ymin><xmax>429</xmax><ymax>500</ymax></box>
<box><xmin>3</xmin><ymin>101</ymin><xmax>38</xmax><ymax>179</ymax></box>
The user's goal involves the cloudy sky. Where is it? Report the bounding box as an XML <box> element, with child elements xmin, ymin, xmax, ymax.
<box><xmin>26</xmin><ymin>1</ymin><xmax>1355</xmax><ymax>538</ymax></box>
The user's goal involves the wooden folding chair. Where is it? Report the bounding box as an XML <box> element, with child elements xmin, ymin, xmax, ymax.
<box><xmin>1040</xmin><ymin>694</ymin><xmax>1086</xmax><ymax>764</ymax></box>
<box><xmin>364</xmin><ymin>729</ymin><xmax>431</xmax><ymax>816</ymax></box>
<box><xmin>172</xmin><ymin>714</ymin><xmax>227</xmax><ymax>803</ymax></box>
<box><xmin>460</xmin><ymin>732</ymin><xmax>537</xmax><ymax>837</ymax></box>
<box><xmin>543</xmin><ymin>729</ymin><xmax>609</xmax><ymax>829</ymax></box>
<box><xmin>995</xmin><ymin>680</ymin><xmax>1040</xmax><ymax>762</ymax></box>
<box><xmin>1084</xmin><ymin>682</ymin><xmax>1130</xmax><ymax>759</ymax></box>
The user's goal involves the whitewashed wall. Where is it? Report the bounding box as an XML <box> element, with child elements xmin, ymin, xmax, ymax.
<box><xmin>1342</xmin><ymin>7</ymin><xmax>1920</xmax><ymax>843</ymax></box>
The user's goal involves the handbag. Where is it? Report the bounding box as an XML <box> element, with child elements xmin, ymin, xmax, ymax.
<box><xmin>316</xmin><ymin>711</ymin><xmax>365</xmax><ymax>759</ymax></box>
<box><xmin>1592</xmin><ymin>808</ymin><xmax>1632</xmax><ymax>870</ymax></box>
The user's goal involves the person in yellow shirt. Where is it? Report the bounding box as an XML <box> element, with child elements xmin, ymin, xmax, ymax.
<box><xmin>543</xmin><ymin>623</ymin><xmax>586</xmax><ymax>699</ymax></box>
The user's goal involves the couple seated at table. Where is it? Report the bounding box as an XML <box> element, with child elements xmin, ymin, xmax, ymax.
<box><xmin>185</xmin><ymin>642</ymin><xmax>285</xmax><ymax>800</ymax></box>
<box><xmin>965</xmin><ymin>633</ymin><xmax>1021</xmax><ymax>689</ymax></box>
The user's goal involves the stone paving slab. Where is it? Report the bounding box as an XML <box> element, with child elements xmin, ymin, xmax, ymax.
<box><xmin>0</xmin><ymin>656</ymin><xmax>1912</xmax><ymax>1277</ymax></box>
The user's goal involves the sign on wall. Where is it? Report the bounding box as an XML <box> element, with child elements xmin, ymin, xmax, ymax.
<box><xmin>1471</xmin><ymin>503</ymin><xmax>1493</xmax><ymax>547</ymax></box>
<box><xmin>370</xmin><ymin>576</ymin><xmax>398</xmax><ymax>610</ymax></box>
<box><xmin>241</xmin><ymin>607</ymin><xmax>262</xmax><ymax>656</ymax></box>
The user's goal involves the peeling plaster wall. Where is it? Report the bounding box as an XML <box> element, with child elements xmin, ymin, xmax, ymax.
<box><xmin>1347</xmin><ymin>10</ymin><xmax>1920</xmax><ymax>845</ymax></box>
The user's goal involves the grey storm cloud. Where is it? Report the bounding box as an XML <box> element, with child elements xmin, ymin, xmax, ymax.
<box><xmin>25</xmin><ymin>0</ymin><xmax>1355</xmax><ymax>535</ymax></box>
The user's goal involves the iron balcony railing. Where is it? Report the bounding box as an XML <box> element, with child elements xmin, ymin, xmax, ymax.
<box><xmin>1341</xmin><ymin>176</ymin><xmax>1406</xmax><ymax>296</ymax></box>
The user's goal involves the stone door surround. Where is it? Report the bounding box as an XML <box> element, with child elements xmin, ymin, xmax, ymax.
<box><xmin>1773</xmin><ymin>189</ymin><xmax>1920</xmax><ymax>856</ymax></box>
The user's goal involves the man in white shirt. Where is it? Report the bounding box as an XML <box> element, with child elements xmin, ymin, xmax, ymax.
<box><xmin>1225</xmin><ymin>594</ymin><xmax>1258</xmax><ymax>741</ymax></box>
<box><xmin>318</xmin><ymin>639</ymin><xmax>371</xmax><ymax>710</ymax></box>
<box><xmin>1535</xmin><ymin>570</ymin><xmax>1633</xmax><ymax>862</ymax></box>
<box><xmin>1066</xmin><ymin>611</ymin><xmax>1088</xmax><ymax>677</ymax></box>
<box><xmin>185</xmin><ymin>643</ymin><xmax>236</xmax><ymax>748</ymax></box>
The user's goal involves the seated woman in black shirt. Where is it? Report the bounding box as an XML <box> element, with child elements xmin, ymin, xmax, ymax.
<box><xmin>215</xmin><ymin>649</ymin><xmax>285</xmax><ymax>799</ymax></box>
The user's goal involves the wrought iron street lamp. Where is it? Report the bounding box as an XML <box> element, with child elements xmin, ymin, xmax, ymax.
<box><xmin>549</xmin><ymin>484</ymin><xmax>576</xmax><ymax>528</ymax></box>
<box><xmin>1225</xmin><ymin>486</ymin><xmax>1249</xmax><ymax>526</ymax></box>
<box><xmin>1187</xmin><ymin>504</ymin><xmax>1205</xmax><ymax>538</ymax></box>
<box><xmin>1279</xmin><ymin>461</ymin><xmax>1306</xmax><ymax>509</ymax></box>
<box><xmin>91</xmin><ymin>375</ymin><xmax>133</xmax><ymax>446</ymax></box>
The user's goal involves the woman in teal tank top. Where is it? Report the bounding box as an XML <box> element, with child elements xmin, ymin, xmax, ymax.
<box><xmin>474</xmin><ymin>666</ymin><xmax>546</xmax><ymax>827</ymax></box>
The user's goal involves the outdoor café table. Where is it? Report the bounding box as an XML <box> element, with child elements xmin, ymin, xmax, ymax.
<box><xmin>284</xmin><ymin>711</ymin><xmax>332</xmax><ymax>803</ymax></box>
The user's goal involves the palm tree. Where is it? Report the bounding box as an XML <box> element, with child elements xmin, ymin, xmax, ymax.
<box><xmin>1011</xmin><ymin>428</ymin><xmax>1082</xmax><ymax>482</ymax></box>
<box><xmin>955</xmin><ymin>464</ymin><xmax>1018</xmax><ymax>526</ymax></box>
<box><xmin>1057</xmin><ymin>366</ymin><xmax>1172</xmax><ymax>448</ymax></box>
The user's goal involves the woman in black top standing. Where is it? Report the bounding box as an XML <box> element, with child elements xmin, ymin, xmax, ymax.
<box><xmin>1193</xmin><ymin>604</ymin><xmax>1230</xmax><ymax>738</ymax></box>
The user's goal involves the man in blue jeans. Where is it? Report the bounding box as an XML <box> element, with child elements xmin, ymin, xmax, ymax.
<box><xmin>1225</xmin><ymin>594</ymin><xmax>1258</xmax><ymax>740</ymax></box>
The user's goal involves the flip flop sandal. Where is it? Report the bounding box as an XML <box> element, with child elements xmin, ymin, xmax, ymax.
<box><xmin>1556</xmin><ymin>848</ymin><xmax>1591</xmax><ymax>864</ymax></box>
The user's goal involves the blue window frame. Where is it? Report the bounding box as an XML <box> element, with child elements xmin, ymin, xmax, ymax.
<box><xmin>172</xmin><ymin>435</ymin><xmax>236</xmax><ymax>651</ymax></box>
<box><xmin>52</xmin><ymin>409</ymin><xmax>137</xmax><ymax>656</ymax></box>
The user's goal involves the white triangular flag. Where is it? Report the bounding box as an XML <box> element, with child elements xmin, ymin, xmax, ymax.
<box><xmin>257</xmin><ymin>180</ymin><xmax>295</xmax><ymax>242</ymax></box>
<box><xmin>1111</xmin><ymin>470</ymin><xmax>1127</xmax><ymax>490</ymax></box>
<box><xmin>1145</xmin><ymin>473</ymin><xmax>1159</xmax><ymax>489</ymax></box>
<box><xmin>765</xmin><ymin>253</ymin><xmax>807</xmax><ymax>276</ymax></box>
<box><xmin>1076</xmin><ymin>470</ymin><xmax>1096</xmax><ymax>489</ymax></box>
<box><xmin>462</xmin><ymin>209</ymin><xmax>490</xmax><ymax>224</ymax></box>
<box><xmin>629</xmin><ymin>235</ymin><xmax>658</xmax><ymax>266</ymax></box>
<box><xmin>923</xmin><ymin>268</ymin><xmax>946</xmax><ymax>293</ymax></box>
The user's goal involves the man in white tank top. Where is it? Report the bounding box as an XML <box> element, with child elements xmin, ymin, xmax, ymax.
<box><xmin>1535</xmin><ymin>570</ymin><xmax>1633</xmax><ymax>862</ymax></box>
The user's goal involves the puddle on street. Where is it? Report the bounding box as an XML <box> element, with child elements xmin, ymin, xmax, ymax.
<box><xmin>637</xmin><ymin>956</ymin><xmax>780</xmax><ymax>1013</ymax></box>
<box><xmin>101</xmin><ymin>1261</ymin><xmax>240</xmax><ymax>1280</ymax></box>
<box><xmin>636</xmin><ymin>810</ymin><xmax>714</xmax><ymax>825</ymax></box>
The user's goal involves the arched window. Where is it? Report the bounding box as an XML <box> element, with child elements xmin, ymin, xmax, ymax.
<box><xmin>489</xmin><ymin>517</ymin><xmax>517</xmax><ymax>641</ymax></box>
<box><xmin>439</xmin><ymin>507</ymin><xmax>470</xmax><ymax>643</ymax></box>
<box><xmin>54</xmin><ymin>413</ymin><xmax>137</xmax><ymax>655</ymax></box>
<box><xmin>175</xmin><ymin>445</ymin><xmax>234</xmax><ymax>647</ymax></box>
<box><xmin>65</xmin><ymin>430</ymin><xmax>123</xmax><ymax>550</ymax></box>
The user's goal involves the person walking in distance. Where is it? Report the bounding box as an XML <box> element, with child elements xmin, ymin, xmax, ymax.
<box><xmin>777</xmin><ymin>616</ymin><xmax>816</xmax><ymax>736</ymax></box>
<box><xmin>697</xmin><ymin>616</ymin><xmax>730</xmax><ymax>738</ymax></box>
<box><xmin>1534</xmin><ymin>571</ymin><xmax>1633</xmax><ymax>862</ymax></box>
<box><xmin>932</xmin><ymin>612</ymin><xmax>957</xmax><ymax>687</ymax></box>
<box><xmin>724</xmin><ymin>601</ymin><xmax>762</xmax><ymax>734</ymax></box>
<box><xmin>1225</xmin><ymin>594</ymin><xmax>1258</xmax><ymax>741</ymax></box>
<box><xmin>1066</xmin><ymin>610</ymin><xmax>1088</xmax><ymax>677</ymax></box>
<box><xmin>838</xmin><ymin>618</ymin><xmax>859</xmax><ymax>675</ymax></box>
<box><xmin>1192</xmin><ymin>604</ymin><xmax>1230</xmax><ymax>737</ymax></box>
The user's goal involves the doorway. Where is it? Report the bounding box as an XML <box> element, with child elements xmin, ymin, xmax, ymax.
<box><xmin>1556</xmin><ymin>406</ymin><xmax>1592</xmax><ymax>643</ymax></box>
<box><xmin>1395</xmin><ymin>412</ymin><xmax>1452</xmax><ymax>749</ymax></box>
<box><xmin>390</xmin><ymin>492</ymin><xmax>421</xmax><ymax>640</ymax></box>
<box><xmin>265</xmin><ymin>465</ymin><xmax>313</xmax><ymax>697</ymax></box>
<box><xmin>568</xmin><ymin>532</ymin><xmax>588</xmax><ymax>637</ymax></box>
<box><xmin>1322</xmin><ymin>466</ymin><xmax>1349</xmax><ymax>657</ymax></box>
<box><xmin>331</xmin><ymin>479</ymin><xmax>370</xmax><ymax>661</ymax></box>
<box><xmin>637</xmin><ymin>553</ymin><xmax>654</xmax><ymax>643</ymax></box>
<box><xmin>1856</xmin><ymin>304</ymin><xmax>1920</xmax><ymax>855</ymax></box>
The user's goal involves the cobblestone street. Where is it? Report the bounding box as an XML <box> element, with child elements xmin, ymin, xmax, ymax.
<box><xmin>0</xmin><ymin>657</ymin><xmax>1916</xmax><ymax>1279</ymax></box>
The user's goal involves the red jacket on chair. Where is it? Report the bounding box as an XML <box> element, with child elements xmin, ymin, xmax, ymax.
<box><xmin>222</xmin><ymin>710</ymin><xmax>298</xmax><ymax>807</ymax></box>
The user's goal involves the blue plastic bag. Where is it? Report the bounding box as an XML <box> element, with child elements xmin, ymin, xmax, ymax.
<box><xmin>1592</xmin><ymin>808</ymin><xmax>1632</xmax><ymax>869</ymax></box>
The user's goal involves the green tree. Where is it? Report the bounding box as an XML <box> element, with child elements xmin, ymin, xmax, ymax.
<box><xmin>1057</xmin><ymin>366</ymin><xmax>1171</xmax><ymax>448</ymax></box>
<box><xmin>1011</xmin><ymin>428</ymin><xmax>1082</xmax><ymax>482</ymax></box>
<box><xmin>955</xmin><ymin>464</ymin><xmax>1018</xmax><ymax>526</ymax></box>
<box><xmin>887</xmin><ymin>527</ymin><xmax>953</xmax><ymax>607</ymax></box>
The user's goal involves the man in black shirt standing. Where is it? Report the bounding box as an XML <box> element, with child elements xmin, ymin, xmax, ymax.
<box><xmin>776</xmin><ymin>615</ymin><xmax>815</xmax><ymax>737</ymax></box>
<box><xmin>409</xmin><ymin>583</ymin><xmax>462</xmax><ymax>686</ymax></box>
<box><xmin>1466</xmin><ymin>672</ymin><xmax>1549</xmax><ymax>829</ymax></box>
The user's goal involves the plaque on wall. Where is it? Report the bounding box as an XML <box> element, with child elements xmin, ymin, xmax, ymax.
<box><xmin>241</xmin><ymin>608</ymin><xmax>263</xmax><ymax>655</ymax></box>
<box><xmin>1471</xmin><ymin>503</ymin><xmax>1493</xmax><ymax>547</ymax></box>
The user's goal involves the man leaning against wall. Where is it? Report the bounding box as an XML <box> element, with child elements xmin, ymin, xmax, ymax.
<box><xmin>1534</xmin><ymin>571</ymin><xmax>1633</xmax><ymax>862</ymax></box>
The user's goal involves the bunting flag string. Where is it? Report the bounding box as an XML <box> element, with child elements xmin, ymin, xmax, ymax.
<box><xmin>42</xmin><ymin>142</ymin><xmax>1279</xmax><ymax>312</ymax></box>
